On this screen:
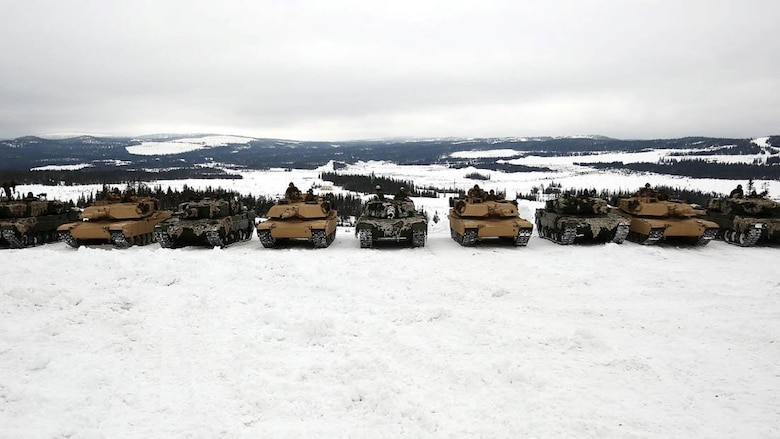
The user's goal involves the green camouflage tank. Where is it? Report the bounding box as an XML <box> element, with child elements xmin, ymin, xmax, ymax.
<box><xmin>1</xmin><ymin>194</ymin><xmax>79</xmax><ymax>248</ymax></box>
<box><xmin>535</xmin><ymin>195</ymin><xmax>630</xmax><ymax>244</ymax></box>
<box><xmin>356</xmin><ymin>198</ymin><xmax>427</xmax><ymax>248</ymax></box>
<box><xmin>705</xmin><ymin>195</ymin><xmax>780</xmax><ymax>246</ymax></box>
<box><xmin>155</xmin><ymin>198</ymin><xmax>256</xmax><ymax>248</ymax></box>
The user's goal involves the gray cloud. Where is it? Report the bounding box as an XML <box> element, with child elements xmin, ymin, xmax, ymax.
<box><xmin>1</xmin><ymin>0</ymin><xmax>778</xmax><ymax>140</ymax></box>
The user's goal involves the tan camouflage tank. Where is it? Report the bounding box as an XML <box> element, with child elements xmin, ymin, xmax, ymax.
<box><xmin>448</xmin><ymin>192</ymin><xmax>533</xmax><ymax>246</ymax></box>
<box><xmin>155</xmin><ymin>198</ymin><xmax>256</xmax><ymax>248</ymax></box>
<box><xmin>705</xmin><ymin>195</ymin><xmax>780</xmax><ymax>246</ymax></box>
<box><xmin>535</xmin><ymin>194</ymin><xmax>630</xmax><ymax>244</ymax></box>
<box><xmin>58</xmin><ymin>193</ymin><xmax>172</xmax><ymax>248</ymax></box>
<box><xmin>256</xmin><ymin>194</ymin><xmax>337</xmax><ymax>248</ymax></box>
<box><xmin>615</xmin><ymin>187</ymin><xmax>719</xmax><ymax>246</ymax></box>
<box><xmin>1</xmin><ymin>193</ymin><xmax>79</xmax><ymax>248</ymax></box>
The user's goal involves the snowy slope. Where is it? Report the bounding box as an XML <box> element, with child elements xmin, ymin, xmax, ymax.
<box><xmin>125</xmin><ymin>135</ymin><xmax>255</xmax><ymax>156</ymax></box>
<box><xmin>1</xmin><ymin>220</ymin><xmax>778</xmax><ymax>437</ymax></box>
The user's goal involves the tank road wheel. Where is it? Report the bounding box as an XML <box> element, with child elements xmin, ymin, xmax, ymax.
<box><xmin>258</xmin><ymin>230</ymin><xmax>276</xmax><ymax>248</ymax></box>
<box><xmin>411</xmin><ymin>229</ymin><xmax>426</xmax><ymax>248</ymax></box>
<box><xmin>738</xmin><ymin>228</ymin><xmax>761</xmax><ymax>247</ymax></box>
<box><xmin>557</xmin><ymin>226</ymin><xmax>576</xmax><ymax>245</ymax></box>
<box><xmin>460</xmin><ymin>229</ymin><xmax>478</xmax><ymax>247</ymax></box>
<box><xmin>358</xmin><ymin>229</ymin><xmax>373</xmax><ymax>248</ymax></box>
<box><xmin>311</xmin><ymin>230</ymin><xmax>328</xmax><ymax>248</ymax></box>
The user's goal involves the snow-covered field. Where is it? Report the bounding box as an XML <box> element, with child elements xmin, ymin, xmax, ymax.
<box><xmin>2</xmin><ymin>156</ymin><xmax>779</xmax><ymax>437</ymax></box>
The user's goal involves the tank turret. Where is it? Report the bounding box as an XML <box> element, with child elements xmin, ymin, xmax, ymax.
<box><xmin>536</xmin><ymin>195</ymin><xmax>629</xmax><ymax>245</ymax></box>
<box><xmin>705</xmin><ymin>195</ymin><xmax>780</xmax><ymax>246</ymax></box>
<box><xmin>257</xmin><ymin>191</ymin><xmax>338</xmax><ymax>248</ymax></box>
<box><xmin>448</xmin><ymin>196</ymin><xmax>533</xmax><ymax>246</ymax></box>
<box><xmin>615</xmin><ymin>189</ymin><xmax>718</xmax><ymax>245</ymax></box>
<box><xmin>155</xmin><ymin>198</ymin><xmax>256</xmax><ymax>248</ymax></box>
<box><xmin>58</xmin><ymin>193</ymin><xmax>172</xmax><ymax>248</ymax></box>
<box><xmin>1</xmin><ymin>195</ymin><xmax>79</xmax><ymax>248</ymax></box>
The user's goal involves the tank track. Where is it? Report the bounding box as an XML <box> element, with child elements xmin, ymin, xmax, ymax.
<box><xmin>311</xmin><ymin>230</ymin><xmax>336</xmax><ymax>248</ymax></box>
<box><xmin>612</xmin><ymin>224</ymin><xmax>629</xmax><ymax>244</ymax></box>
<box><xmin>630</xmin><ymin>228</ymin><xmax>664</xmax><ymax>245</ymax></box>
<box><xmin>693</xmin><ymin>228</ymin><xmax>719</xmax><ymax>247</ymax></box>
<box><xmin>513</xmin><ymin>228</ymin><xmax>532</xmax><ymax>246</ymax></box>
<box><xmin>59</xmin><ymin>231</ymin><xmax>80</xmax><ymax>248</ymax></box>
<box><xmin>723</xmin><ymin>227</ymin><xmax>761</xmax><ymax>247</ymax></box>
<box><xmin>536</xmin><ymin>224</ymin><xmax>574</xmax><ymax>245</ymax></box>
<box><xmin>358</xmin><ymin>229</ymin><xmax>373</xmax><ymax>248</ymax></box>
<box><xmin>258</xmin><ymin>230</ymin><xmax>276</xmax><ymax>248</ymax></box>
<box><xmin>452</xmin><ymin>229</ymin><xmax>478</xmax><ymax>247</ymax></box>
<box><xmin>110</xmin><ymin>231</ymin><xmax>131</xmax><ymax>249</ymax></box>
<box><xmin>2</xmin><ymin>229</ymin><xmax>25</xmax><ymax>248</ymax></box>
<box><xmin>206</xmin><ymin>231</ymin><xmax>224</xmax><ymax>247</ymax></box>
<box><xmin>411</xmin><ymin>229</ymin><xmax>426</xmax><ymax>247</ymax></box>
<box><xmin>156</xmin><ymin>231</ymin><xmax>174</xmax><ymax>248</ymax></box>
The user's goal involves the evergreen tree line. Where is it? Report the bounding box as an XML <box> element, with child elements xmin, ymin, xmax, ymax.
<box><xmin>319</xmin><ymin>172</ymin><xmax>446</xmax><ymax>198</ymax></box>
<box><xmin>516</xmin><ymin>184</ymin><xmax>724</xmax><ymax>206</ymax></box>
<box><xmin>581</xmin><ymin>160</ymin><xmax>780</xmax><ymax>180</ymax></box>
<box><xmin>1</xmin><ymin>168</ymin><xmax>240</xmax><ymax>186</ymax></box>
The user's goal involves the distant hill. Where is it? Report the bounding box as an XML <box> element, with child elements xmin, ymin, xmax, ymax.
<box><xmin>1</xmin><ymin>134</ymin><xmax>777</xmax><ymax>181</ymax></box>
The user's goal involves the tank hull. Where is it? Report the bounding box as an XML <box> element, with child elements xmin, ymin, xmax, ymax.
<box><xmin>257</xmin><ymin>213</ymin><xmax>338</xmax><ymax>248</ymax></box>
<box><xmin>705</xmin><ymin>211</ymin><xmax>780</xmax><ymax>247</ymax></box>
<box><xmin>619</xmin><ymin>214</ymin><xmax>719</xmax><ymax>246</ymax></box>
<box><xmin>355</xmin><ymin>217</ymin><xmax>427</xmax><ymax>248</ymax></box>
<box><xmin>0</xmin><ymin>211</ymin><xmax>80</xmax><ymax>248</ymax></box>
<box><xmin>156</xmin><ymin>210</ymin><xmax>256</xmax><ymax>248</ymax></box>
<box><xmin>448</xmin><ymin>211</ymin><xmax>533</xmax><ymax>246</ymax></box>
<box><xmin>58</xmin><ymin>211</ymin><xmax>173</xmax><ymax>248</ymax></box>
<box><xmin>535</xmin><ymin>210</ymin><xmax>630</xmax><ymax>245</ymax></box>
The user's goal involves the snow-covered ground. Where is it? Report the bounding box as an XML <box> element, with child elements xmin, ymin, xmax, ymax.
<box><xmin>2</xmin><ymin>158</ymin><xmax>779</xmax><ymax>437</ymax></box>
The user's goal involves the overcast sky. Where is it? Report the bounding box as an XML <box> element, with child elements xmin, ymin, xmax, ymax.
<box><xmin>1</xmin><ymin>0</ymin><xmax>778</xmax><ymax>141</ymax></box>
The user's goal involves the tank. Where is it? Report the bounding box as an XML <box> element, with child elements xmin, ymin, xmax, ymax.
<box><xmin>705</xmin><ymin>195</ymin><xmax>780</xmax><ymax>246</ymax></box>
<box><xmin>57</xmin><ymin>194</ymin><xmax>173</xmax><ymax>248</ymax></box>
<box><xmin>355</xmin><ymin>197</ymin><xmax>427</xmax><ymax>248</ymax></box>
<box><xmin>0</xmin><ymin>194</ymin><xmax>80</xmax><ymax>248</ymax></box>
<box><xmin>256</xmin><ymin>196</ymin><xmax>338</xmax><ymax>248</ymax></box>
<box><xmin>448</xmin><ymin>196</ymin><xmax>533</xmax><ymax>246</ymax></box>
<box><xmin>154</xmin><ymin>198</ymin><xmax>256</xmax><ymax>248</ymax></box>
<box><xmin>615</xmin><ymin>190</ymin><xmax>719</xmax><ymax>246</ymax></box>
<box><xmin>535</xmin><ymin>194</ymin><xmax>630</xmax><ymax>244</ymax></box>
